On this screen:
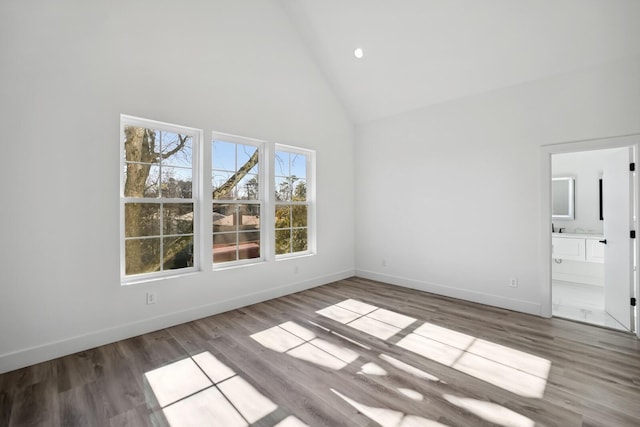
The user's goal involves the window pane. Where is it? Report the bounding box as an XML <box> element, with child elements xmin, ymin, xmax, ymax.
<box><xmin>161</xmin><ymin>167</ymin><xmax>193</xmax><ymax>198</ymax></box>
<box><xmin>273</xmin><ymin>147</ymin><xmax>313</xmax><ymax>258</ymax></box>
<box><xmin>275</xmin><ymin>177</ymin><xmax>291</xmax><ymax>201</ymax></box>
<box><xmin>238</xmin><ymin>174</ymin><xmax>259</xmax><ymax>200</ymax></box>
<box><xmin>124</xmin><ymin>164</ymin><xmax>160</xmax><ymax>198</ymax></box>
<box><xmin>211</xmin><ymin>135</ymin><xmax>265</xmax><ymax>267</ymax></box>
<box><xmin>213</xmin><ymin>204</ymin><xmax>237</xmax><ymax>232</ymax></box>
<box><xmin>163</xmin><ymin>236</ymin><xmax>194</xmax><ymax>270</ymax></box>
<box><xmin>292</xmin><ymin>205</ymin><xmax>307</xmax><ymax>227</ymax></box>
<box><xmin>163</xmin><ymin>203</ymin><xmax>194</xmax><ymax>235</ymax></box>
<box><xmin>275</xmin><ymin>229</ymin><xmax>291</xmax><ymax>255</ymax></box>
<box><xmin>238</xmin><ymin>231</ymin><xmax>260</xmax><ymax>260</ymax></box>
<box><xmin>290</xmin><ymin>153</ymin><xmax>307</xmax><ymax>179</ymax></box>
<box><xmin>292</xmin><ymin>228</ymin><xmax>308</xmax><ymax>252</ymax></box>
<box><xmin>125</xmin><ymin>203</ymin><xmax>160</xmax><ymax>237</ymax></box>
<box><xmin>125</xmin><ymin>238</ymin><xmax>160</xmax><ymax>275</ymax></box>
<box><xmin>213</xmin><ymin>142</ymin><xmax>259</xmax><ymax>202</ymax></box>
<box><xmin>275</xmin><ymin>205</ymin><xmax>290</xmax><ymax>228</ymax></box>
<box><xmin>212</xmin><ymin>202</ymin><xmax>260</xmax><ymax>264</ymax></box>
<box><xmin>275</xmin><ymin>151</ymin><xmax>289</xmax><ymax>177</ymax></box>
<box><xmin>124</xmin><ymin>126</ymin><xmax>158</xmax><ymax>163</ymax></box>
<box><xmin>239</xmin><ymin>204</ymin><xmax>260</xmax><ymax>230</ymax></box>
<box><xmin>238</xmin><ymin>144</ymin><xmax>259</xmax><ymax>174</ymax></box>
<box><xmin>212</xmin><ymin>170</ymin><xmax>235</xmax><ymax>200</ymax></box>
<box><xmin>212</xmin><ymin>140</ymin><xmax>236</xmax><ymax>171</ymax></box>
<box><xmin>143</xmin><ymin>165</ymin><xmax>161</xmax><ymax>198</ymax></box>
<box><xmin>292</xmin><ymin>179</ymin><xmax>307</xmax><ymax>202</ymax></box>
<box><xmin>161</xmin><ymin>132</ymin><xmax>192</xmax><ymax>168</ymax></box>
<box><xmin>213</xmin><ymin>233</ymin><xmax>238</xmax><ymax>263</ymax></box>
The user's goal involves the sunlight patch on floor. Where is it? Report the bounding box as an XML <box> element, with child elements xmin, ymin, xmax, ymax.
<box><xmin>192</xmin><ymin>351</ymin><xmax>235</xmax><ymax>384</ymax></box>
<box><xmin>217</xmin><ymin>376</ymin><xmax>278</xmax><ymax>423</ymax></box>
<box><xmin>250</xmin><ymin>325</ymin><xmax>306</xmax><ymax>353</ymax></box>
<box><xmin>413</xmin><ymin>322</ymin><xmax>475</xmax><ymax>349</ymax></box>
<box><xmin>443</xmin><ymin>394</ymin><xmax>535</xmax><ymax>427</ymax></box>
<box><xmin>316</xmin><ymin>305</ymin><xmax>362</xmax><ymax>323</ymax></box>
<box><xmin>311</xmin><ymin>338</ymin><xmax>359</xmax><ymax>364</ymax></box>
<box><xmin>317</xmin><ymin>299</ymin><xmax>551</xmax><ymax>399</ymax></box>
<box><xmin>316</xmin><ymin>300</ymin><xmax>418</xmax><ymax>342</ymax></box>
<box><xmin>306</xmin><ymin>320</ymin><xmax>373</xmax><ymax>350</ymax></box>
<box><xmin>162</xmin><ymin>386</ymin><xmax>247</xmax><ymax>427</ymax></box>
<box><xmin>368</xmin><ymin>308</ymin><xmax>417</xmax><ymax>329</ymax></box>
<box><xmin>145</xmin><ymin>352</ymin><xmax>307</xmax><ymax>426</ymax></box>
<box><xmin>280</xmin><ymin>320</ymin><xmax>317</xmax><ymax>341</ymax></box>
<box><xmin>287</xmin><ymin>343</ymin><xmax>348</xmax><ymax>370</ymax></box>
<box><xmin>396</xmin><ymin>333</ymin><xmax>463</xmax><ymax>366</ymax></box>
<box><xmin>349</xmin><ymin>316</ymin><xmax>402</xmax><ymax>340</ymax></box>
<box><xmin>331</xmin><ymin>389</ymin><xmax>450</xmax><ymax>427</ymax></box>
<box><xmin>454</xmin><ymin>352</ymin><xmax>547</xmax><ymax>398</ymax></box>
<box><xmin>358</xmin><ymin>362</ymin><xmax>388</xmax><ymax>376</ymax></box>
<box><xmin>397</xmin><ymin>388</ymin><xmax>423</xmax><ymax>401</ymax></box>
<box><xmin>251</xmin><ymin>321</ymin><xmax>361</xmax><ymax>370</ymax></box>
<box><xmin>378</xmin><ymin>354</ymin><xmax>440</xmax><ymax>382</ymax></box>
<box><xmin>145</xmin><ymin>358</ymin><xmax>212</xmax><ymax>408</ymax></box>
<box><xmin>274</xmin><ymin>415</ymin><xmax>311</xmax><ymax>427</ymax></box>
<box><xmin>336</xmin><ymin>298</ymin><xmax>378</xmax><ymax>315</ymax></box>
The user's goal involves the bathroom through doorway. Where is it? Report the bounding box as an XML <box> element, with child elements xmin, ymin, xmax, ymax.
<box><xmin>541</xmin><ymin>134</ymin><xmax>639</xmax><ymax>336</ymax></box>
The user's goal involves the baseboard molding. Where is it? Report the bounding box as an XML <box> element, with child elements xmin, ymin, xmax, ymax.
<box><xmin>355</xmin><ymin>269</ymin><xmax>541</xmax><ymax>316</ymax></box>
<box><xmin>0</xmin><ymin>269</ymin><xmax>354</xmax><ymax>374</ymax></box>
<box><xmin>552</xmin><ymin>272</ymin><xmax>604</xmax><ymax>287</ymax></box>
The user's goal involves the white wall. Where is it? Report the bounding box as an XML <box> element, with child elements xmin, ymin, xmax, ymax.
<box><xmin>0</xmin><ymin>0</ymin><xmax>355</xmax><ymax>373</ymax></box>
<box><xmin>355</xmin><ymin>55</ymin><xmax>640</xmax><ymax>315</ymax></box>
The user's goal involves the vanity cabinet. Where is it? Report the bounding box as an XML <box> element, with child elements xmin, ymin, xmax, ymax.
<box><xmin>552</xmin><ymin>234</ymin><xmax>604</xmax><ymax>263</ymax></box>
<box><xmin>585</xmin><ymin>238</ymin><xmax>605</xmax><ymax>263</ymax></box>
<box><xmin>552</xmin><ymin>236</ymin><xmax>585</xmax><ymax>261</ymax></box>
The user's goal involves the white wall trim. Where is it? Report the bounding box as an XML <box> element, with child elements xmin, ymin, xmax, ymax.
<box><xmin>0</xmin><ymin>269</ymin><xmax>355</xmax><ymax>374</ymax></box>
<box><xmin>355</xmin><ymin>270</ymin><xmax>541</xmax><ymax>316</ymax></box>
<box><xmin>540</xmin><ymin>133</ymin><xmax>640</xmax><ymax>335</ymax></box>
<box><xmin>552</xmin><ymin>273</ymin><xmax>603</xmax><ymax>287</ymax></box>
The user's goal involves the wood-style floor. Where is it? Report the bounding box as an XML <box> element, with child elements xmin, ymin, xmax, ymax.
<box><xmin>1</xmin><ymin>277</ymin><xmax>639</xmax><ymax>426</ymax></box>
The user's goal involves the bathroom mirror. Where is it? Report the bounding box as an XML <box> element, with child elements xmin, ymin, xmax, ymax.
<box><xmin>552</xmin><ymin>177</ymin><xmax>575</xmax><ymax>220</ymax></box>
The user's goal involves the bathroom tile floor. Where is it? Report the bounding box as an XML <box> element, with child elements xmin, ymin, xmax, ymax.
<box><xmin>552</xmin><ymin>280</ymin><xmax>628</xmax><ymax>331</ymax></box>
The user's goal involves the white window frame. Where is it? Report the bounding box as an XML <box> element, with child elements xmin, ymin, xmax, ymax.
<box><xmin>120</xmin><ymin>115</ymin><xmax>202</xmax><ymax>284</ymax></box>
<box><xmin>212</xmin><ymin>132</ymin><xmax>266</xmax><ymax>269</ymax></box>
<box><xmin>274</xmin><ymin>144</ymin><xmax>316</xmax><ymax>259</ymax></box>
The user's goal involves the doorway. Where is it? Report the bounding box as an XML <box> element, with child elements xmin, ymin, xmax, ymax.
<box><xmin>552</xmin><ymin>149</ymin><xmax>627</xmax><ymax>330</ymax></box>
<box><xmin>540</xmin><ymin>135</ymin><xmax>640</xmax><ymax>336</ymax></box>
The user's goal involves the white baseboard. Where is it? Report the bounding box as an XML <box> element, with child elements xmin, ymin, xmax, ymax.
<box><xmin>355</xmin><ymin>269</ymin><xmax>541</xmax><ymax>316</ymax></box>
<box><xmin>0</xmin><ymin>269</ymin><xmax>354</xmax><ymax>374</ymax></box>
<box><xmin>552</xmin><ymin>272</ymin><xmax>603</xmax><ymax>286</ymax></box>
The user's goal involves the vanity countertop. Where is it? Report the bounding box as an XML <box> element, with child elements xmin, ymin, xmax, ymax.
<box><xmin>552</xmin><ymin>232</ymin><xmax>604</xmax><ymax>239</ymax></box>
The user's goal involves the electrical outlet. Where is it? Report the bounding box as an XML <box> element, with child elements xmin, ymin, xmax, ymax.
<box><xmin>146</xmin><ymin>291</ymin><xmax>156</xmax><ymax>305</ymax></box>
<box><xmin>293</xmin><ymin>265</ymin><xmax>299</xmax><ymax>274</ymax></box>
<box><xmin>509</xmin><ymin>278</ymin><xmax>518</xmax><ymax>288</ymax></box>
<box><xmin>381</xmin><ymin>259</ymin><xmax>387</xmax><ymax>267</ymax></box>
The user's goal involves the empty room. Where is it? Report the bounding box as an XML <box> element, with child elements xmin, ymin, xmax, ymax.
<box><xmin>1</xmin><ymin>1</ymin><xmax>640</xmax><ymax>426</ymax></box>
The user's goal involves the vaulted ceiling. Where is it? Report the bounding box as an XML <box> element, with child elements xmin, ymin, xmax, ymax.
<box><xmin>280</xmin><ymin>0</ymin><xmax>640</xmax><ymax>124</ymax></box>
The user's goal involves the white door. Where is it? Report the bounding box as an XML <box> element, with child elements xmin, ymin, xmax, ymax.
<box><xmin>603</xmin><ymin>147</ymin><xmax>634</xmax><ymax>331</ymax></box>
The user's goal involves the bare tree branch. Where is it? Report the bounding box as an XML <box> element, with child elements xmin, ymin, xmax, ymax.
<box><xmin>213</xmin><ymin>150</ymin><xmax>259</xmax><ymax>199</ymax></box>
<box><xmin>161</xmin><ymin>134</ymin><xmax>189</xmax><ymax>160</ymax></box>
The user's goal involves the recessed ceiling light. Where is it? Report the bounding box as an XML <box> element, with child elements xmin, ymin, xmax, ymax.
<box><xmin>354</xmin><ymin>47</ymin><xmax>364</xmax><ymax>59</ymax></box>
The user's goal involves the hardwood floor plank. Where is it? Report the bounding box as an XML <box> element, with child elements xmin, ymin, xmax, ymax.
<box><xmin>58</xmin><ymin>381</ymin><xmax>108</xmax><ymax>427</ymax></box>
<box><xmin>108</xmin><ymin>404</ymin><xmax>155</xmax><ymax>427</ymax></box>
<box><xmin>9</xmin><ymin>379</ymin><xmax>59</xmax><ymax>427</ymax></box>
